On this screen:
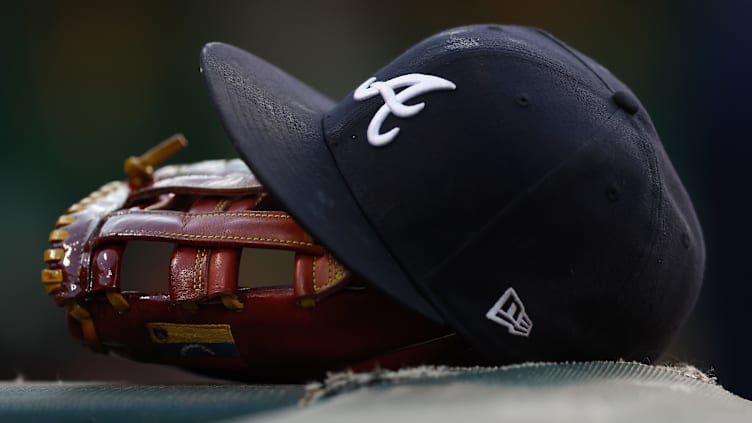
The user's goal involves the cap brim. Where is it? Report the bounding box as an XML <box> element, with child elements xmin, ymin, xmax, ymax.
<box><xmin>200</xmin><ymin>42</ymin><xmax>443</xmax><ymax>322</ymax></box>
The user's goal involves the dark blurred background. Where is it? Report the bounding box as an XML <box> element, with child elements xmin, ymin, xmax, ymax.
<box><xmin>1</xmin><ymin>0</ymin><xmax>750</xmax><ymax>398</ymax></box>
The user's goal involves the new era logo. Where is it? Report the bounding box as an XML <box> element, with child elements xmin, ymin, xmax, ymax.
<box><xmin>485</xmin><ymin>287</ymin><xmax>533</xmax><ymax>337</ymax></box>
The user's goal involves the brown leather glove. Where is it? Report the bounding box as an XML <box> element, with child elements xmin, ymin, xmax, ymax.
<box><xmin>41</xmin><ymin>135</ymin><xmax>480</xmax><ymax>383</ymax></box>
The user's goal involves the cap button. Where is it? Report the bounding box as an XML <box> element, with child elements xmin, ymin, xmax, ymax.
<box><xmin>612</xmin><ymin>91</ymin><xmax>640</xmax><ymax>115</ymax></box>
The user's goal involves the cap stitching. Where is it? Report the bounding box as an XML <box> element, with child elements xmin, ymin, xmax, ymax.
<box><xmin>417</xmin><ymin>107</ymin><xmax>621</xmax><ymax>282</ymax></box>
<box><xmin>532</xmin><ymin>28</ymin><xmax>615</xmax><ymax>93</ymax></box>
<box><xmin>620</xmin><ymin>118</ymin><xmax>664</xmax><ymax>293</ymax></box>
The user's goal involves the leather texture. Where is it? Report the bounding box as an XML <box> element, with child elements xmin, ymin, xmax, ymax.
<box><xmin>42</xmin><ymin>159</ymin><xmax>479</xmax><ymax>382</ymax></box>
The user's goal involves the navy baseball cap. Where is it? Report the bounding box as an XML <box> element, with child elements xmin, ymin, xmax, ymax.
<box><xmin>201</xmin><ymin>24</ymin><xmax>705</xmax><ymax>362</ymax></box>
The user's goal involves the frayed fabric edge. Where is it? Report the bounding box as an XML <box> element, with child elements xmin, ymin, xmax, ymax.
<box><xmin>299</xmin><ymin>361</ymin><xmax>717</xmax><ymax>407</ymax></box>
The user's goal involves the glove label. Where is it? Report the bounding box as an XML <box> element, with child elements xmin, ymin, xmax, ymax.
<box><xmin>485</xmin><ymin>287</ymin><xmax>533</xmax><ymax>337</ymax></box>
<box><xmin>146</xmin><ymin>322</ymin><xmax>240</xmax><ymax>357</ymax></box>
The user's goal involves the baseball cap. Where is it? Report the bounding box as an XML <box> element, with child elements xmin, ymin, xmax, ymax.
<box><xmin>200</xmin><ymin>24</ymin><xmax>705</xmax><ymax>362</ymax></box>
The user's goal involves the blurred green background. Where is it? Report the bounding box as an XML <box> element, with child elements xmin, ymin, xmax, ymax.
<box><xmin>2</xmin><ymin>0</ymin><xmax>750</xmax><ymax>398</ymax></box>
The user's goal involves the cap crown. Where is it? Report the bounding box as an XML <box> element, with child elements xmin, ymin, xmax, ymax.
<box><xmin>323</xmin><ymin>25</ymin><xmax>704</xmax><ymax>361</ymax></box>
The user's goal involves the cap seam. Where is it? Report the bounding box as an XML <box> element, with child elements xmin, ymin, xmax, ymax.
<box><xmin>532</xmin><ymin>28</ymin><xmax>615</xmax><ymax>93</ymax></box>
<box><xmin>416</xmin><ymin>106</ymin><xmax>622</xmax><ymax>284</ymax></box>
<box><xmin>619</xmin><ymin>116</ymin><xmax>664</xmax><ymax>297</ymax></box>
<box><xmin>320</xmin><ymin>118</ymin><xmax>443</xmax><ymax>313</ymax></box>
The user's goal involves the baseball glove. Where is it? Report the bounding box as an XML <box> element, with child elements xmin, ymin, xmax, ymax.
<box><xmin>41</xmin><ymin>135</ymin><xmax>479</xmax><ymax>382</ymax></box>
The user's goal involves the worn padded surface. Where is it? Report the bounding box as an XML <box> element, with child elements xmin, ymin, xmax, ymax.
<box><xmin>238</xmin><ymin>362</ymin><xmax>752</xmax><ymax>423</ymax></box>
<box><xmin>2</xmin><ymin>362</ymin><xmax>751</xmax><ymax>423</ymax></box>
<box><xmin>0</xmin><ymin>382</ymin><xmax>304</xmax><ymax>423</ymax></box>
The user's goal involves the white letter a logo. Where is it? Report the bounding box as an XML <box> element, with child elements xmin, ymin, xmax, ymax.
<box><xmin>353</xmin><ymin>73</ymin><xmax>456</xmax><ymax>146</ymax></box>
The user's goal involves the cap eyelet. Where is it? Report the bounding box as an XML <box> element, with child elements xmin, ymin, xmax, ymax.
<box><xmin>515</xmin><ymin>94</ymin><xmax>530</xmax><ymax>108</ymax></box>
<box><xmin>605</xmin><ymin>184</ymin><xmax>620</xmax><ymax>202</ymax></box>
